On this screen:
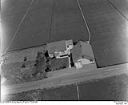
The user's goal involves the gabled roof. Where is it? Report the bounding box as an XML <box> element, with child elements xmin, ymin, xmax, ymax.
<box><xmin>71</xmin><ymin>41</ymin><xmax>95</xmax><ymax>62</ymax></box>
<box><xmin>47</xmin><ymin>40</ymin><xmax>73</xmax><ymax>57</ymax></box>
<box><xmin>47</xmin><ymin>40</ymin><xmax>67</xmax><ymax>55</ymax></box>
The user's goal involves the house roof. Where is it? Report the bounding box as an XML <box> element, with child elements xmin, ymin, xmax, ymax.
<box><xmin>71</xmin><ymin>41</ymin><xmax>94</xmax><ymax>62</ymax></box>
<box><xmin>47</xmin><ymin>40</ymin><xmax>67</xmax><ymax>55</ymax></box>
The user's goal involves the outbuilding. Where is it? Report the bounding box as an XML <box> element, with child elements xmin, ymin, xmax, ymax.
<box><xmin>71</xmin><ymin>41</ymin><xmax>96</xmax><ymax>69</ymax></box>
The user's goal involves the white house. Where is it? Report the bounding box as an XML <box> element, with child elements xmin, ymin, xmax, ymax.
<box><xmin>47</xmin><ymin>40</ymin><xmax>73</xmax><ymax>58</ymax></box>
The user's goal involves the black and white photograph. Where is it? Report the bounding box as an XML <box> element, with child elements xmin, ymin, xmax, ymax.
<box><xmin>0</xmin><ymin>0</ymin><xmax>128</xmax><ymax>103</ymax></box>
